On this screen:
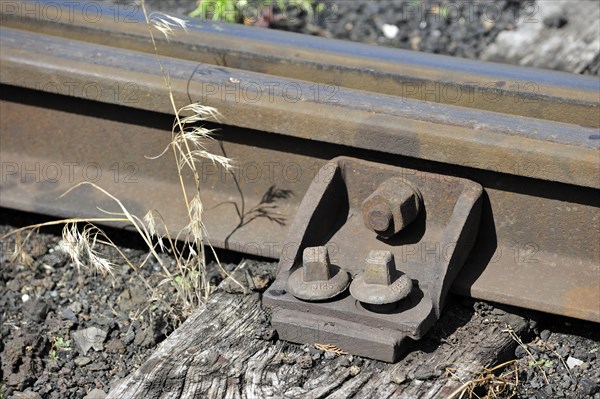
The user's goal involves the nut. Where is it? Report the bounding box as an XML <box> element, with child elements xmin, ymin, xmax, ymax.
<box><xmin>350</xmin><ymin>250</ymin><xmax>412</xmax><ymax>306</ymax></box>
<box><xmin>361</xmin><ymin>178</ymin><xmax>422</xmax><ymax>238</ymax></box>
<box><xmin>287</xmin><ymin>246</ymin><xmax>350</xmax><ymax>301</ymax></box>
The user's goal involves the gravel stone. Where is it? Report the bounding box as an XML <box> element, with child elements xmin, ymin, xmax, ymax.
<box><xmin>82</xmin><ymin>388</ymin><xmax>107</xmax><ymax>399</ymax></box>
<box><xmin>557</xmin><ymin>345</ymin><xmax>571</xmax><ymax>358</ymax></box>
<box><xmin>580</xmin><ymin>378</ymin><xmax>599</xmax><ymax>396</ymax></box>
<box><xmin>352</xmin><ymin>357</ymin><xmax>364</xmax><ymax>367</ymax></box>
<box><xmin>73</xmin><ymin>327</ymin><xmax>107</xmax><ymax>354</ymax></box>
<box><xmin>308</xmin><ymin>346</ymin><xmax>324</xmax><ymax>357</ymax></box>
<box><xmin>296</xmin><ymin>354</ymin><xmax>313</xmax><ymax>369</ymax></box>
<box><xmin>337</xmin><ymin>357</ymin><xmax>351</xmax><ymax>368</ymax></box>
<box><xmin>515</xmin><ymin>345</ymin><xmax>527</xmax><ymax>359</ymax></box>
<box><xmin>12</xmin><ymin>391</ymin><xmax>43</xmax><ymax>399</ymax></box>
<box><xmin>38</xmin><ymin>251</ymin><xmax>68</xmax><ymax>268</ymax></box>
<box><xmin>22</xmin><ymin>299</ymin><xmax>50</xmax><ymax>323</ymax></box>
<box><xmin>566</xmin><ymin>356</ymin><xmax>584</xmax><ymax>369</ymax></box>
<box><xmin>74</xmin><ymin>357</ymin><xmax>92</xmax><ymax>367</ymax></box>
<box><xmin>391</xmin><ymin>372</ymin><xmax>407</xmax><ymax>385</ymax></box>
<box><xmin>540</xmin><ymin>329</ymin><xmax>551</xmax><ymax>341</ymax></box>
<box><xmin>413</xmin><ymin>367</ymin><xmax>440</xmax><ymax>381</ymax></box>
<box><xmin>349</xmin><ymin>365</ymin><xmax>361</xmax><ymax>376</ymax></box>
<box><xmin>543</xmin><ymin>15</ymin><xmax>569</xmax><ymax>29</ymax></box>
<box><xmin>60</xmin><ymin>308</ymin><xmax>78</xmax><ymax>323</ymax></box>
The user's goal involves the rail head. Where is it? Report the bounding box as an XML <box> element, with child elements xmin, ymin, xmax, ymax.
<box><xmin>1</xmin><ymin>0</ymin><xmax>599</xmax><ymax>127</ymax></box>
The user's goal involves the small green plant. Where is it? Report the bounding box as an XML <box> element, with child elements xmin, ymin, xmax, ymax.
<box><xmin>439</xmin><ymin>6</ymin><xmax>450</xmax><ymax>20</ymax></box>
<box><xmin>528</xmin><ymin>359</ymin><xmax>553</xmax><ymax>368</ymax></box>
<box><xmin>190</xmin><ymin>0</ymin><xmax>240</xmax><ymax>23</ymax></box>
<box><xmin>49</xmin><ymin>337</ymin><xmax>72</xmax><ymax>361</ymax></box>
<box><xmin>190</xmin><ymin>0</ymin><xmax>320</xmax><ymax>25</ymax></box>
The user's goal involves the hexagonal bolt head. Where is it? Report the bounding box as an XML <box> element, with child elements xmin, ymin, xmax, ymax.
<box><xmin>302</xmin><ymin>246</ymin><xmax>331</xmax><ymax>282</ymax></box>
<box><xmin>364</xmin><ymin>250</ymin><xmax>394</xmax><ymax>285</ymax></box>
<box><xmin>361</xmin><ymin>178</ymin><xmax>422</xmax><ymax>238</ymax></box>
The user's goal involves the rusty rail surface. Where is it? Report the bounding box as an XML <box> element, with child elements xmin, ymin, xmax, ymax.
<box><xmin>1</xmin><ymin>1</ymin><xmax>599</xmax><ymax>324</ymax></box>
<box><xmin>1</xmin><ymin>0</ymin><xmax>599</xmax><ymax>128</ymax></box>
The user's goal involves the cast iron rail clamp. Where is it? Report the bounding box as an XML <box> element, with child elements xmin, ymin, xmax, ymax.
<box><xmin>264</xmin><ymin>157</ymin><xmax>483</xmax><ymax>362</ymax></box>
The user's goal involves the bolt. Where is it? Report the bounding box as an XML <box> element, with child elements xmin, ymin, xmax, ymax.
<box><xmin>303</xmin><ymin>246</ymin><xmax>330</xmax><ymax>282</ymax></box>
<box><xmin>365</xmin><ymin>203</ymin><xmax>393</xmax><ymax>234</ymax></box>
<box><xmin>350</xmin><ymin>250</ymin><xmax>412</xmax><ymax>309</ymax></box>
<box><xmin>361</xmin><ymin>178</ymin><xmax>422</xmax><ymax>238</ymax></box>
<box><xmin>364</xmin><ymin>250</ymin><xmax>394</xmax><ymax>285</ymax></box>
<box><xmin>287</xmin><ymin>246</ymin><xmax>350</xmax><ymax>301</ymax></box>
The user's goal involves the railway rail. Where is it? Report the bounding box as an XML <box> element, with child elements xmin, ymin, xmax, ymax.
<box><xmin>1</xmin><ymin>0</ymin><xmax>599</xmax><ymax>360</ymax></box>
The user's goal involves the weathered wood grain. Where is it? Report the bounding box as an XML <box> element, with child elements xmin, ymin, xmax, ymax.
<box><xmin>108</xmin><ymin>290</ymin><xmax>528</xmax><ymax>399</ymax></box>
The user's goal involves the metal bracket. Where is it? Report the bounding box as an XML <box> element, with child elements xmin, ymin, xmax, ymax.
<box><xmin>263</xmin><ymin>157</ymin><xmax>483</xmax><ymax>362</ymax></box>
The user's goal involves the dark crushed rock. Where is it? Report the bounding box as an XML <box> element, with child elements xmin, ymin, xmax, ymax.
<box><xmin>0</xmin><ymin>223</ymin><xmax>255</xmax><ymax>399</ymax></box>
<box><xmin>512</xmin><ymin>319</ymin><xmax>600</xmax><ymax>399</ymax></box>
<box><xmin>218</xmin><ymin>259</ymin><xmax>277</xmax><ymax>294</ymax></box>
<box><xmin>461</xmin><ymin>297</ymin><xmax>600</xmax><ymax>399</ymax></box>
<box><xmin>1</xmin><ymin>334</ymin><xmax>48</xmax><ymax>390</ymax></box>
<box><xmin>296</xmin><ymin>353</ymin><xmax>313</xmax><ymax>369</ymax></box>
<box><xmin>318</xmin><ymin>0</ymin><xmax>524</xmax><ymax>59</ymax></box>
<box><xmin>22</xmin><ymin>299</ymin><xmax>51</xmax><ymax>324</ymax></box>
<box><xmin>337</xmin><ymin>356</ymin><xmax>351</xmax><ymax>368</ymax></box>
<box><xmin>544</xmin><ymin>14</ymin><xmax>569</xmax><ymax>29</ymax></box>
<box><xmin>255</xmin><ymin>319</ymin><xmax>277</xmax><ymax>341</ymax></box>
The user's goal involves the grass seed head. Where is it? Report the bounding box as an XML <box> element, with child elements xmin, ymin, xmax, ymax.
<box><xmin>61</xmin><ymin>223</ymin><xmax>114</xmax><ymax>276</ymax></box>
<box><xmin>8</xmin><ymin>232</ymin><xmax>34</xmax><ymax>267</ymax></box>
<box><xmin>149</xmin><ymin>12</ymin><xmax>189</xmax><ymax>40</ymax></box>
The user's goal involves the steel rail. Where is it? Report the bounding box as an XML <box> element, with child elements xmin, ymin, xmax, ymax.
<box><xmin>0</xmin><ymin>15</ymin><xmax>599</xmax><ymax>322</ymax></box>
<box><xmin>1</xmin><ymin>27</ymin><xmax>597</xmax><ymax>189</ymax></box>
<box><xmin>1</xmin><ymin>0</ymin><xmax>599</xmax><ymax>128</ymax></box>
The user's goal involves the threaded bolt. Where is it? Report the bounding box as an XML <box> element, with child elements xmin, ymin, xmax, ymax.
<box><xmin>287</xmin><ymin>246</ymin><xmax>350</xmax><ymax>301</ymax></box>
<box><xmin>350</xmin><ymin>250</ymin><xmax>413</xmax><ymax>308</ymax></box>
<box><xmin>303</xmin><ymin>246</ymin><xmax>331</xmax><ymax>282</ymax></box>
<box><xmin>364</xmin><ymin>250</ymin><xmax>394</xmax><ymax>285</ymax></box>
<box><xmin>365</xmin><ymin>204</ymin><xmax>393</xmax><ymax>234</ymax></box>
<box><xmin>361</xmin><ymin>178</ymin><xmax>423</xmax><ymax>238</ymax></box>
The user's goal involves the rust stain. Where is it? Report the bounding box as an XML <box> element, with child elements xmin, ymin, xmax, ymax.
<box><xmin>563</xmin><ymin>286</ymin><xmax>600</xmax><ymax>322</ymax></box>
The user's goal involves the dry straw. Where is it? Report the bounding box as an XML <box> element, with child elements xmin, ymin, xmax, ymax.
<box><xmin>2</xmin><ymin>0</ymin><xmax>242</xmax><ymax>321</ymax></box>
